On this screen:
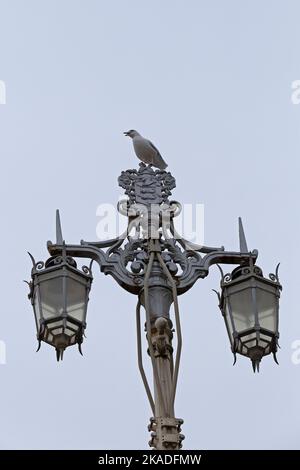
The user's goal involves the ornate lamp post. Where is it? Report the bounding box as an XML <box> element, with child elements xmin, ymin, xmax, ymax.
<box><xmin>26</xmin><ymin>163</ymin><xmax>282</xmax><ymax>450</ymax></box>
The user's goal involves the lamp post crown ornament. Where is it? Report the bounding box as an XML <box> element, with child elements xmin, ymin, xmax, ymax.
<box><xmin>118</xmin><ymin>162</ymin><xmax>176</xmax><ymax>206</ymax></box>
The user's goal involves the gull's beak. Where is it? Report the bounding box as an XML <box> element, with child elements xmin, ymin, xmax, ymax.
<box><xmin>123</xmin><ymin>131</ymin><xmax>129</xmax><ymax>136</ymax></box>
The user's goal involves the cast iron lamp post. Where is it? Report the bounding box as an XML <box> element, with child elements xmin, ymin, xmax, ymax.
<box><xmin>26</xmin><ymin>163</ymin><xmax>282</xmax><ymax>450</ymax></box>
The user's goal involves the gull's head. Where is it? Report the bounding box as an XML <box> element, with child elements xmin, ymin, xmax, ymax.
<box><xmin>124</xmin><ymin>129</ymin><xmax>140</xmax><ymax>138</ymax></box>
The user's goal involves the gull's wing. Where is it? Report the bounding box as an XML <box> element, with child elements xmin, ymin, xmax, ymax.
<box><xmin>147</xmin><ymin>139</ymin><xmax>162</xmax><ymax>157</ymax></box>
<box><xmin>147</xmin><ymin>138</ymin><xmax>168</xmax><ymax>169</ymax></box>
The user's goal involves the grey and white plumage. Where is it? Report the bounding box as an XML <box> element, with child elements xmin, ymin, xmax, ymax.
<box><xmin>124</xmin><ymin>130</ymin><xmax>168</xmax><ymax>170</ymax></box>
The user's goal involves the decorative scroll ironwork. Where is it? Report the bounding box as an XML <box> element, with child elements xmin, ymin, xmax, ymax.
<box><xmin>47</xmin><ymin>166</ymin><xmax>258</xmax><ymax>296</ymax></box>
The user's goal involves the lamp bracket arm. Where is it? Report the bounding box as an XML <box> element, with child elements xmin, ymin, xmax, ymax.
<box><xmin>202</xmin><ymin>249</ymin><xmax>258</xmax><ymax>270</ymax></box>
<box><xmin>47</xmin><ymin>241</ymin><xmax>142</xmax><ymax>294</ymax></box>
<box><xmin>175</xmin><ymin>248</ymin><xmax>258</xmax><ymax>295</ymax></box>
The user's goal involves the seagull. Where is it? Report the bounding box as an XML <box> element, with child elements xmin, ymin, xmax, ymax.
<box><xmin>124</xmin><ymin>130</ymin><xmax>168</xmax><ymax>170</ymax></box>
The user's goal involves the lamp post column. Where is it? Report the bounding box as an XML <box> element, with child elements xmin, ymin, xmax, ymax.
<box><xmin>140</xmin><ymin>253</ymin><xmax>184</xmax><ymax>450</ymax></box>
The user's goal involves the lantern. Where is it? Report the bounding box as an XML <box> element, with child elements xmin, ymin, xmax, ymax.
<box><xmin>26</xmin><ymin>251</ymin><xmax>93</xmax><ymax>361</ymax></box>
<box><xmin>216</xmin><ymin>262</ymin><xmax>281</xmax><ymax>372</ymax></box>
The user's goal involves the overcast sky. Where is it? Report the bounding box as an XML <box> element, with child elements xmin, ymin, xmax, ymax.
<box><xmin>0</xmin><ymin>0</ymin><xmax>300</xmax><ymax>449</ymax></box>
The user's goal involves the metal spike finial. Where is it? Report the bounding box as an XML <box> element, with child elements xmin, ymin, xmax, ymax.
<box><xmin>56</xmin><ymin>348</ymin><xmax>60</xmax><ymax>362</ymax></box>
<box><xmin>56</xmin><ymin>348</ymin><xmax>64</xmax><ymax>362</ymax></box>
<box><xmin>212</xmin><ymin>289</ymin><xmax>221</xmax><ymax>303</ymax></box>
<box><xmin>238</xmin><ymin>217</ymin><xmax>248</xmax><ymax>253</ymax></box>
<box><xmin>27</xmin><ymin>252</ymin><xmax>36</xmax><ymax>267</ymax></box>
<box><xmin>56</xmin><ymin>209</ymin><xmax>63</xmax><ymax>245</ymax></box>
<box><xmin>216</xmin><ymin>264</ymin><xmax>224</xmax><ymax>279</ymax></box>
<box><xmin>251</xmin><ymin>359</ymin><xmax>260</xmax><ymax>373</ymax></box>
<box><xmin>273</xmin><ymin>352</ymin><xmax>279</xmax><ymax>365</ymax></box>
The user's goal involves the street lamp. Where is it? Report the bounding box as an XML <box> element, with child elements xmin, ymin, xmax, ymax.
<box><xmin>26</xmin><ymin>163</ymin><xmax>282</xmax><ymax>449</ymax></box>
<box><xmin>215</xmin><ymin>261</ymin><xmax>281</xmax><ymax>372</ymax></box>
<box><xmin>27</xmin><ymin>245</ymin><xmax>93</xmax><ymax>361</ymax></box>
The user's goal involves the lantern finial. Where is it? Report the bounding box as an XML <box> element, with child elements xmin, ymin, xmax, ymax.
<box><xmin>238</xmin><ymin>217</ymin><xmax>248</xmax><ymax>253</ymax></box>
<box><xmin>56</xmin><ymin>348</ymin><xmax>64</xmax><ymax>362</ymax></box>
<box><xmin>56</xmin><ymin>209</ymin><xmax>63</xmax><ymax>245</ymax></box>
<box><xmin>252</xmin><ymin>359</ymin><xmax>260</xmax><ymax>373</ymax></box>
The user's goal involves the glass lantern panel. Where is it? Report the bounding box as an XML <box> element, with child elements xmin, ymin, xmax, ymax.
<box><xmin>224</xmin><ymin>303</ymin><xmax>234</xmax><ymax>346</ymax></box>
<box><xmin>47</xmin><ymin>321</ymin><xmax>63</xmax><ymax>329</ymax></box>
<box><xmin>65</xmin><ymin>328</ymin><xmax>77</xmax><ymax>337</ymax></box>
<box><xmin>258</xmin><ymin>332</ymin><xmax>273</xmax><ymax>352</ymax></box>
<box><xmin>34</xmin><ymin>293</ymin><xmax>41</xmax><ymax>325</ymax></box>
<box><xmin>263</xmin><ymin>343</ymin><xmax>271</xmax><ymax>355</ymax></box>
<box><xmin>66</xmin><ymin>278</ymin><xmax>86</xmax><ymax>321</ymax></box>
<box><xmin>225</xmin><ymin>304</ymin><xmax>234</xmax><ymax>335</ymax></box>
<box><xmin>39</xmin><ymin>277</ymin><xmax>64</xmax><ymax>319</ymax></box>
<box><xmin>229</xmin><ymin>287</ymin><xmax>255</xmax><ymax>333</ymax></box>
<box><xmin>242</xmin><ymin>332</ymin><xmax>257</xmax><ymax>351</ymax></box>
<box><xmin>256</xmin><ymin>288</ymin><xmax>277</xmax><ymax>332</ymax></box>
<box><xmin>51</xmin><ymin>328</ymin><xmax>64</xmax><ymax>335</ymax></box>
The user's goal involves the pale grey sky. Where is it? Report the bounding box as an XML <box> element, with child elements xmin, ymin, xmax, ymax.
<box><xmin>0</xmin><ymin>0</ymin><xmax>300</xmax><ymax>449</ymax></box>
